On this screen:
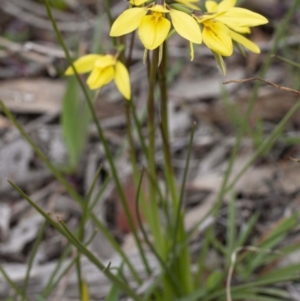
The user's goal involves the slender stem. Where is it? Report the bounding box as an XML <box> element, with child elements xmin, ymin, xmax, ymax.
<box><xmin>0</xmin><ymin>265</ymin><xmax>30</xmax><ymax>301</ymax></box>
<box><xmin>126</xmin><ymin>102</ymin><xmax>138</xmax><ymax>174</ymax></box>
<box><xmin>147</xmin><ymin>49</ymin><xmax>164</xmax><ymax>256</ymax></box>
<box><xmin>41</xmin><ymin>243</ymin><xmax>73</xmax><ymax>297</ymax></box>
<box><xmin>173</xmin><ymin>123</ymin><xmax>196</xmax><ymax>250</ymax></box>
<box><xmin>127</xmin><ymin>31</ymin><xmax>136</xmax><ymax>67</ymax></box>
<box><xmin>105</xmin><ymin>0</ymin><xmax>117</xmax><ymax>47</ymax></box>
<box><xmin>23</xmin><ymin>221</ymin><xmax>47</xmax><ymax>295</ymax></box>
<box><xmin>75</xmin><ymin>167</ymin><xmax>102</xmax><ymax>299</ymax></box>
<box><xmin>158</xmin><ymin>42</ymin><xmax>193</xmax><ymax>295</ymax></box>
<box><xmin>130</xmin><ymin>100</ymin><xmax>149</xmax><ymax>159</ymax></box>
<box><xmin>158</xmin><ymin>42</ymin><xmax>179</xmax><ymax>209</ymax></box>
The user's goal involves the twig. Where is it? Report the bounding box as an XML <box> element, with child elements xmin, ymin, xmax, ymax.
<box><xmin>223</xmin><ymin>77</ymin><xmax>300</xmax><ymax>95</ymax></box>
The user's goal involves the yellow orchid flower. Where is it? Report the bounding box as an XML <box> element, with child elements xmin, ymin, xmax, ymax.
<box><xmin>65</xmin><ymin>54</ymin><xmax>131</xmax><ymax>100</ymax></box>
<box><xmin>194</xmin><ymin>0</ymin><xmax>268</xmax><ymax>56</ymax></box>
<box><xmin>110</xmin><ymin>0</ymin><xmax>202</xmax><ymax>51</ymax></box>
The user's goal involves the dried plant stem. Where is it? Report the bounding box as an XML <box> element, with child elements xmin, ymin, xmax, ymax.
<box><xmin>224</xmin><ymin>77</ymin><xmax>300</xmax><ymax>95</ymax></box>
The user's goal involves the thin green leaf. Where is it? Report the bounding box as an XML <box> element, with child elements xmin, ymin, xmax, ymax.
<box><xmin>23</xmin><ymin>221</ymin><xmax>47</xmax><ymax>295</ymax></box>
<box><xmin>235</xmin><ymin>212</ymin><xmax>259</xmax><ymax>248</ymax></box>
<box><xmin>41</xmin><ymin>243</ymin><xmax>73</xmax><ymax>297</ymax></box>
<box><xmin>206</xmin><ymin>270</ymin><xmax>223</xmax><ymax>292</ymax></box>
<box><xmin>194</xmin><ymin>231</ymin><xmax>210</xmax><ymax>287</ymax></box>
<box><xmin>230</xmin><ymin>292</ymin><xmax>286</xmax><ymax>301</ymax></box>
<box><xmin>0</xmin><ymin>265</ymin><xmax>30</xmax><ymax>301</ymax></box>
<box><xmin>273</xmin><ymin>54</ymin><xmax>300</xmax><ymax>68</ymax></box>
<box><xmin>105</xmin><ymin>264</ymin><xmax>124</xmax><ymax>301</ymax></box>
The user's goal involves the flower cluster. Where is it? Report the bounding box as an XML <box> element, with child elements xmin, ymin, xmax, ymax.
<box><xmin>194</xmin><ymin>0</ymin><xmax>268</xmax><ymax>56</ymax></box>
<box><xmin>65</xmin><ymin>0</ymin><xmax>267</xmax><ymax>98</ymax></box>
<box><xmin>111</xmin><ymin>0</ymin><xmax>267</xmax><ymax>57</ymax></box>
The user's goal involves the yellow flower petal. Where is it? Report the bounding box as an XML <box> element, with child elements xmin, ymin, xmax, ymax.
<box><xmin>110</xmin><ymin>8</ymin><xmax>146</xmax><ymax>37</ymax></box>
<box><xmin>138</xmin><ymin>14</ymin><xmax>171</xmax><ymax>49</ymax></box>
<box><xmin>229</xmin><ymin>25</ymin><xmax>250</xmax><ymax>34</ymax></box>
<box><xmin>217</xmin><ymin>8</ymin><xmax>268</xmax><ymax>27</ymax></box>
<box><xmin>169</xmin><ymin>9</ymin><xmax>202</xmax><ymax>44</ymax></box>
<box><xmin>87</xmin><ymin>66</ymin><xmax>114</xmax><ymax>90</ymax></box>
<box><xmin>114</xmin><ymin>61</ymin><xmax>131</xmax><ymax>100</ymax></box>
<box><xmin>217</xmin><ymin>0</ymin><xmax>236</xmax><ymax>11</ymax></box>
<box><xmin>95</xmin><ymin>55</ymin><xmax>116</xmax><ymax>68</ymax></box>
<box><xmin>202</xmin><ymin>21</ymin><xmax>233</xmax><ymax>56</ymax></box>
<box><xmin>205</xmin><ymin>1</ymin><xmax>218</xmax><ymax>12</ymax></box>
<box><xmin>230</xmin><ymin>30</ymin><xmax>260</xmax><ymax>53</ymax></box>
<box><xmin>149</xmin><ymin>4</ymin><xmax>170</xmax><ymax>13</ymax></box>
<box><xmin>65</xmin><ymin>54</ymin><xmax>102</xmax><ymax>75</ymax></box>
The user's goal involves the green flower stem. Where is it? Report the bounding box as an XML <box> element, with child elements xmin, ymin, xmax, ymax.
<box><xmin>43</xmin><ymin>0</ymin><xmax>147</xmax><ymax>280</ymax></box>
<box><xmin>158</xmin><ymin>43</ymin><xmax>193</xmax><ymax>295</ymax></box>
<box><xmin>127</xmin><ymin>31</ymin><xmax>136</xmax><ymax>67</ymax></box>
<box><xmin>147</xmin><ymin>49</ymin><xmax>165</xmax><ymax>257</ymax></box>
<box><xmin>158</xmin><ymin>42</ymin><xmax>179</xmax><ymax>209</ymax></box>
<box><xmin>126</xmin><ymin>102</ymin><xmax>138</xmax><ymax>176</ymax></box>
<box><xmin>105</xmin><ymin>0</ymin><xmax>117</xmax><ymax>47</ymax></box>
<box><xmin>130</xmin><ymin>100</ymin><xmax>149</xmax><ymax>159</ymax></box>
<box><xmin>122</xmin><ymin>40</ymin><xmax>152</xmax><ymax>274</ymax></box>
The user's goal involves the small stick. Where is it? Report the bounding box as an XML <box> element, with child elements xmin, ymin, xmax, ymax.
<box><xmin>223</xmin><ymin>77</ymin><xmax>300</xmax><ymax>95</ymax></box>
